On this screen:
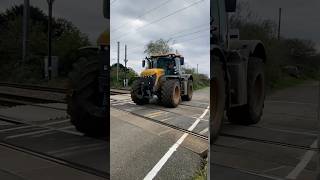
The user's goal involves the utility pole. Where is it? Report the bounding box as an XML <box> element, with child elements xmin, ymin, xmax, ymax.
<box><xmin>124</xmin><ymin>45</ymin><xmax>128</xmax><ymax>87</ymax></box>
<box><xmin>117</xmin><ymin>42</ymin><xmax>120</xmax><ymax>82</ymax></box>
<box><xmin>22</xmin><ymin>0</ymin><xmax>30</xmax><ymax>63</ymax></box>
<box><xmin>197</xmin><ymin>64</ymin><xmax>199</xmax><ymax>74</ymax></box>
<box><xmin>47</xmin><ymin>0</ymin><xmax>55</xmax><ymax>80</ymax></box>
<box><xmin>278</xmin><ymin>8</ymin><xmax>282</xmax><ymax>40</ymax></box>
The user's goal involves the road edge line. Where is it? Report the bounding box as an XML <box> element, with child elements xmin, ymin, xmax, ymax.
<box><xmin>143</xmin><ymin>106</ymin><xmax>209</xmax><ymax>180</ymax></box>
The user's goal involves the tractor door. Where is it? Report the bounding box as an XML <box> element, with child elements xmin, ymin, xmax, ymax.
<box><xmin>212</xmin><ymin>0</ymin><xmax>228</xmax><ymax>48</ymax></box>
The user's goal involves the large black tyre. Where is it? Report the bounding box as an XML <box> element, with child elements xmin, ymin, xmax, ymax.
<box><xmin>67</xmin><ymin>57</ymin><xmax>107</xmax><ymax>137</ymax></box>
<box><xmin>182</xmin><ymin>80</ymin><xmax>193</xmax><ymax>101</ymax></box>
<box><xmin>131</xmin><ymin>79</ymin><xmax>149</xmax><ymax>105</ymax></box>
<box><xmin>228</xmin><ymin>57</ymin><xmax>265</xmax><ymax>125</ymax></box>
<box><xmin>210</xmin><ymin>59</ymin><xmax>226</xmax><ymax>142</ymax></box>
<box><xmin>161</xmin><ymin>80</ymin><xmax>181</xmax><ymax>108</ymax></box>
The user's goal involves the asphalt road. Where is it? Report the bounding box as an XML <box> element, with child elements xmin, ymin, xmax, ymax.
<box><xmin>211</xmin><ymin>81</ymin><xmax>320</xmax><ymax>180</ymax></box>
<box><xmin>0</xmin><ymin>81</ymin><xmax>318</xmax><ymax>180</ymax></box>
<box><xmin>110</xmin><ymin>87</ymin><xmax>210</xmax><ymax>180</ymax></box>
<box><xmin>0</xmin><ymin>103</ymin><xmax>109</xmax><ymax>179</ymax></box>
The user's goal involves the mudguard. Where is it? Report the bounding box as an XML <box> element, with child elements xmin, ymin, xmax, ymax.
<box><xmin>182</xmin><ymin>74</ymin><xmax>193</xmax><ymax>81</ymax></box>
<box><xmin>229</xmin><ymin>40</ymin><xmax>267</xmax><ymax>62</ymax></box>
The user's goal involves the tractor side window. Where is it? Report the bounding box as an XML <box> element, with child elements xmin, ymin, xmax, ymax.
<box><xmin>175</xmin><ymin>58</ymin><xmax>181</xmax><ymax>74</ymax></box>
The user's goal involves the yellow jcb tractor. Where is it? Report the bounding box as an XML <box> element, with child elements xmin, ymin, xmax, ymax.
<box><xmin>131</xmin><ymin>53</ymin><xmax>193</xmax><ymax>108</ymax></box>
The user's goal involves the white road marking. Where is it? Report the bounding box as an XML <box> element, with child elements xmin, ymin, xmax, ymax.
<box><xmin>6</xmin><ymin>129</ymin><xmax>53</xmax><ymax>139</ymax></box>
<box><xmin>112</xmin><ymin>102</ymin><xmax>135</xmax><ymax>106</ymax></box>
<box><xmin>238</xmin><ymin>169</ymin><xmax>284</xmax><ymax>180</ymax></box>
<box><xmin>160</xmin><ymin>117</ymin><xmax>172</xmax><ymax>122</ymax></box>
<box><xmin>147</xmin><ymin>111</ymin><xmax>166</xmax><ymax>118</ymax></box>
<box><xmin>286</xmin><ymin>139</ymin><xmax>318</xmax><ymax>179</ymax></box>
<box><xmin>199</xmin><ymin>128</ymin><xmax>208</xmax><ymax>135</ymax></box>
<box><xmin>5</xmin><ymin>126</ymin><xmax>79</xmax><ymax>139</ymax></box>
<box><xmin>47</xmin><ymin>143</ymin><xmax>103</xmax><ymax>154</ymax></box>
<box><xmin>41</xmin><ymin>120</ymin><xmax>70</xmax><ymax>126</ymax></box>
<box><xmin>190</xmin><ymin>114</ymin><xmax>208</xmax><ymax>121</ymax></box>
<box><xmin>262</xmin><ymin>165</ymin><xmax>286</xmax><ymax>173</ymax></box>
<box><xmin>259</xmin><ymin>126</ymin><xmax>319</xmax><ymax>137</ymax></box>
<box><xmin>111</xmin><ymin>98</ymin><xmax>132</xmax><ymax>102</ymax></box>
<box><xmin>58</xmin><ymin>125</ymin><xmax>74</xmax><ymax>130</ymax></box>
<box><xmin>266</xmin><ymin>100</ymin><xmax>317</xmax><ymax>106</ymax></box>
<box><xmin>143</xmin><ymin>106</ymin><xmax>210</xmax><ymax>180</ymax></box>
<box><xmin>0</xmin><ymin>125</ymin><xmax>33</xmax><ymax>132</ymax></box>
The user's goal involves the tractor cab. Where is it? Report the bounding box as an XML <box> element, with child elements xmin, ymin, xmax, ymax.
<box><xmin>143</xmin><ymin>54</ymin><xmax>184</xmax><ymax>75</ymax></box>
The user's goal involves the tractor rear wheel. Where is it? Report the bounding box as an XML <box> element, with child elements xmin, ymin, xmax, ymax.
<box><xmin>161</xmin><ymin>80</ymin><xmax>181</xmax><ymax>108</ymax></box>
<box><xmin>67</xmin><ymin>57</ymin><xmax>107</xmax><ymax>137</ymax></box>
<box><xmin>210</xmin><ymin>59</ymin><xmax>226</xmax><ymax>142</ymax></box>
<box><xmin>182</xmin><ymin>80</ymin><xmax>193</xmax><ymax>101</ymax></box>
<box><xmin>131</xmin><ymin>79</ymin><xmax>149</xmax><ymax>105</ymax></box>
<box><xmin>228</xmin><ymin>57</ymin><xmax>265</xmax><ymax>125</ymax></box>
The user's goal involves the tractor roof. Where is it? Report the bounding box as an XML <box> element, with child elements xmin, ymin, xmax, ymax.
<box><xmin>150</xmin><ymin>53</ymin><xmax>183</xmax><ymax>58</ymax></box>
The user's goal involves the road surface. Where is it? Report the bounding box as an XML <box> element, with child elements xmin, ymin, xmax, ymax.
<box><xmin>0</xmin><ymin>102</ymin><xmax>109</xmax><ymax>179</ymax></box>
<box><xmin>211</xmin><ymin>81</ymin><xmax>320</xmax><ymax>180</ymax></box>
<box><xmin>110</xmin><ymin>87</ymin><xmax>210</xmax><ymax>179</ymax></box>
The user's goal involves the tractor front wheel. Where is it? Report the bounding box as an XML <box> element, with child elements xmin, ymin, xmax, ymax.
<box><xmin>161</xmin><ymin>80</ymin><xmax>181</xmax><ymax>108</ymax></box>
<box><xmin>67</xmin><ymin>57</ymin><xmax>107</xmax><ymax>137</ymax></box>
<box><xmin>210</xmin><ymin>59</ymin><xmax>226</xmax><ymax>142</ymax></box>
<box><xmin>131</xmin><ymin>79</ymin><xmax>149</xmax><ymax>105</ymax></box>
<box><xmin>228</xmin><ymin>57</ymin><xmax>265</xmax><ymax>125</ymax></box>
<box><xmin>182</xmin><ymin>80</ymin><xmax>193</xmax><ymax>101</ymax></box>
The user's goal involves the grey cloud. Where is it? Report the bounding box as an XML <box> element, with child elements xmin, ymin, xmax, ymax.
<box><xmin>241</xmin><ymin>0</ymin><xmax>320</xmax><ymax>49</ymax></box>
<box><xmin>111</xmin><ymin>0</ymin><xmax>210</xmax><ymax>75</ymax></box>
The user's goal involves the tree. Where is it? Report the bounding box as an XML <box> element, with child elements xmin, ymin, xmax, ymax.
<box><xmin>285</xmin><ymin>39</ymin><xmax>317</xmax><ymax>58</ymax></box>
<box><xmin>0</xmin><ymin>5</ymin><xmax>90</xmax><ymax>82</ymax></box>
<box><xmin>110</xmin><ymin>63</ymin><xmax>138</xmax><ymax>87</ymax></box>
<box><xmin>144</xmin><ymin>39</ymin><xmax>173</xmax><ymax>56</ymax></box>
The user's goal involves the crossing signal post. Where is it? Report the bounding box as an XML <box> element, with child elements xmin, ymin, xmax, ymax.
<box><xmin>22</xmin><ymin>0</ymin><xmax>30</xmax><ymax>63</ymax></box>
<box><xmin>47</xmin><ymin>0</ymin><xmax>55</xmax><ymax>80</ymax></box>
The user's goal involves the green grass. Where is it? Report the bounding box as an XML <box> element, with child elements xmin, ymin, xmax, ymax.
<box><xmin>271</xmin><ymin>77</ymin><xmax>305</xmax><ymax>89</ymax></box>
<box><xmin>267</xmin><ymin>75</ymin><xmax>311</xmax><ymax>94</ymax></box>
<box><xmin>193</xmin><ymin>160</ymin><xmax>208</xmax><ymax>180</ymax></box>
<box><xmin>194</xmin><ymin>82</ymin><xmax>209</xmax><ymax>91</ymax></box>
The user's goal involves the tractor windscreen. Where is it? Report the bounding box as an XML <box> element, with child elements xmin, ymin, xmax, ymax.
<box><xmin>151</xmin><ymin>57</ymin><xmax>175</xmax><ymax>69</ymax></box>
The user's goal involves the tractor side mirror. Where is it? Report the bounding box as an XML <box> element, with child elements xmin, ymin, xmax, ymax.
<box><xmin>103</xmin><ymin>0</ymin><xmax>110</xmax><ymax>19</ymax></box>
<box><xmin>180</xmin><ymin>57</ymin><xmax>185</xmax><ymax>65</ymax></box>
<box><xmin>225</xmin><ymin>0</ymin><xmax>237</xmax><ymax>12</ymax></box>
<box><xmin>142</xmin><ymin>60</ymin><xmax>146</xmax><ymax>68</ymax></box>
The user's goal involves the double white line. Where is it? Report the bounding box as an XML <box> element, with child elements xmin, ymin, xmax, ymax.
<box><xmin>143</xmin><ymin>106</ymin><xmax>209</xmax><ymax>180</ymax></box>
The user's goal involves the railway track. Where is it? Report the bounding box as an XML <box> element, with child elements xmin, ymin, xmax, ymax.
<box><xmin>112</xmin><ymin>105</ymin><xmax>209</xmax><ymax>141</ymax></box>
<box><xmin>0</xmin><ymin>141</ymin><xmax>109</xmax><ymax>179</ymax></box>
<box><xmin>0</xmin><ymin>115</ymin><xmax>108</xmax><ymax>179</ymax></box>
<box><xmin>0</xmin><ymin>82</ymin><xmax>129</xmax><ymax>106</ymax></box>
<box><xmin>111</xmin><ymin>94</ymin><xmax>320</xmax><ymax>153</ymax></box>
<box><xmin>110</xmin><ymin>95</ymin><xmax>209</xmax><ymax>141</ymax></box>
<box><xmin>0</xmin><ymin>82</ymin><xmax>68</xmax><ymax>93</ymax></box>
<box><xmin>112</xmin><ymin>100</ymin><xmax>319</xmax><ymax>152</ymax></box>
<box><xmin>110</xmin><ymin>88</ymin><xmax>130</xmax><ymax>95</ymax></box>
<box><xmin>0</xmin><ymin>92</ymin><xmax>65</xmax><ymax>104</ymax></box>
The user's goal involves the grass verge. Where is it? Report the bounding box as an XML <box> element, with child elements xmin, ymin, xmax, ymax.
<box><xmin>193</xmin><ymin>159</ymin><xmax>208</xmax><ymax>180</ymax></box>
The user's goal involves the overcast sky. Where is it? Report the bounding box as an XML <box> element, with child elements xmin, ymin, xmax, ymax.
<box><xmin>1</xmin><ymin>0</ymin><xmax>319</xmax><ymax>75</ymax></box>
<box><xmin>110</xmin><ymin>0</ymin><xmax>210</xmax><ymax>75</ymax></box>
<box><xmin>0</xmin><ymin>0</ymin><xmax>108</xmax><ymax>43</ymax></box>
<box><xmin>241</xmin><ymin>0</ymin><xmax>320</xmax><ymax>52</ymax></box>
